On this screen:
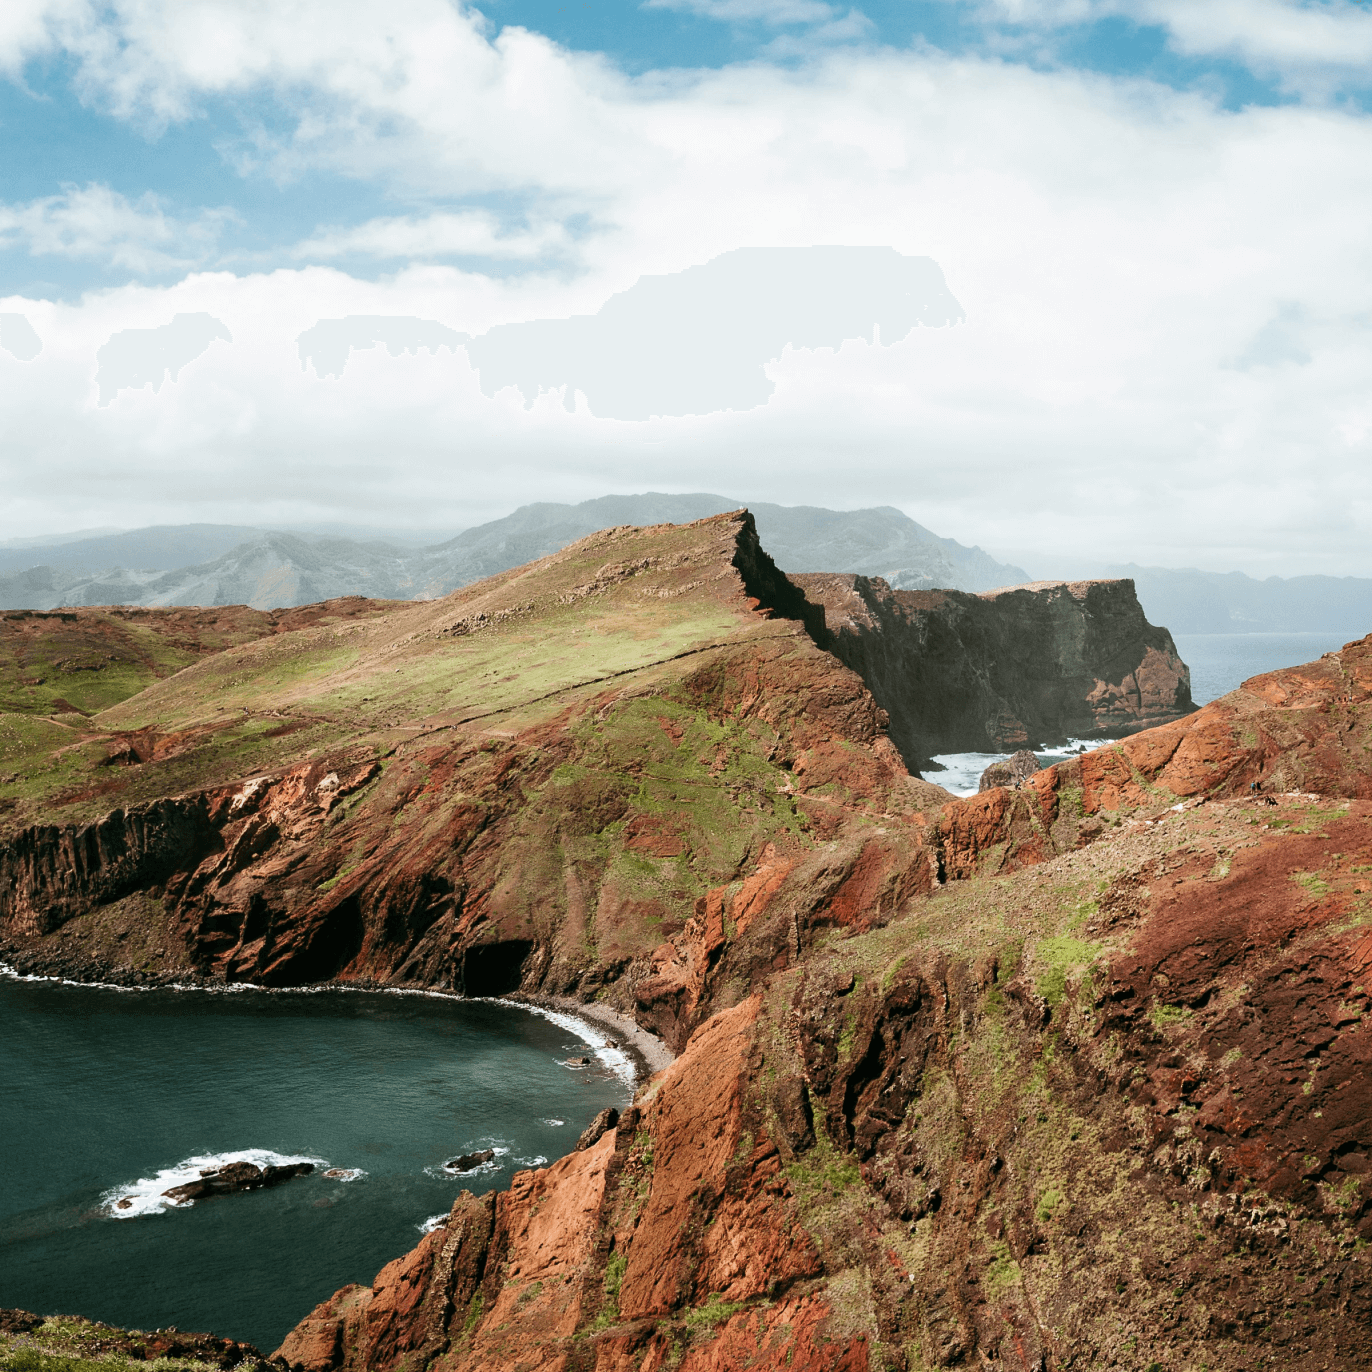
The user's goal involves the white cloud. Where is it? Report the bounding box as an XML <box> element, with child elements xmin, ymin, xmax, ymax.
<box><xmin>1146</xmin><ymin>0</ymin><xmax>1372</xmax><ymax>89</ymax></box>
<box><xmin>0</xmin><ymin>4</ymin><xmax>1371</xmax><ymax>577</ymax></box>
<box><xmin>0</xmin><ymin>0</ymin><xmax>79</xmax><ymax>75</ymax></box>
<box><xmin>290</xmin><ymin>210</ymin><xmax>571</xmax><ymax>262</ymax></box>
<box><xmin>0</xmin><ymin>183</ymin><xmax>235</xmax><ymax>273</ymax></box>
<box><xmin>972</xmin><ymin>0</ymin><xmax>1372</xmax><ymax>95</ymax></box>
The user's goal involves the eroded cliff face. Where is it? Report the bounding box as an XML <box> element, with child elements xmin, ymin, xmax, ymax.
<box><xmin>6</xmin><ymin>526</ymin><xmax>1371</xmax><ymax>1371</ymax></box>
<box><xmin>277</xmin><ymin>996</ymin><xmax>868</xmax><ymax>1372</ymax></box>
<box><xmin>0</xmin><ymin>513</ymin><xmax>940</xmax><ymax>1053</ymax></box>
<box><xmin>274</xmin><ymin>637</ymin><xmax>1372</xmax><ymax>1372</ymax></box>
<box><xmin>792</xmin><ymin>573</ymin><xmax>1193</xmax><ymax>764</ymax></box>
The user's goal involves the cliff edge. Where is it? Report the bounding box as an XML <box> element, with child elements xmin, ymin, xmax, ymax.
<box><xmin>792</xmin><ymin>573</ymin><xmax>1193</xmax><ymax>766</ymax></box>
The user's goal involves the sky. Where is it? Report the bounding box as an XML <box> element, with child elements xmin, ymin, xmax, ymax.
<box><xmin>2</xmin><ymin>0</ymin><xmax>1372</xmax><ymax>576</ymax></box>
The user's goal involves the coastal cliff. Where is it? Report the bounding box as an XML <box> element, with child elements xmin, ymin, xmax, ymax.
<box><xmin>7</xmin><ymin>516</ymin><xmax>1368</xmax><ymax>1368</ymax></box>
<box><xmin>0</xmin><ymin>513</ymin><xmax>933</xmax><ymax>1053</ymax></box>
<box><xmin>792</xmin><ymin>573</ymin><xmax>1193</xmax><ymax>764</ymax></box>
<box><xmin>272</xmin><ymin>637</ymin><xmax>1372</xmax><ymax>1371</ymax></box>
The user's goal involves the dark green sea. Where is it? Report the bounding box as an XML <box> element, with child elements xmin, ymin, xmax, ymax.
<box><xmin>0</xmin><ymin>976</ymin><xmax>632</xmax><ymax>1351</ymax></box>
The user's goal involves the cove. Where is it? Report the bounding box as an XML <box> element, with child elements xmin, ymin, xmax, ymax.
<box><xmin>0</xmin><ymin>975</ymin><xmax>632</xmax><ymax>1352</ymax></box>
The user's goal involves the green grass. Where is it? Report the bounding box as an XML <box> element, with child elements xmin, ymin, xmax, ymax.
<box><xmin>985</xmin><ymin>1239</ymin><xmax>1022</xmax><ymax>1296</ymax></box>
<box><xmin>1034</xmin><ymin>936</ymin><xmax>1102</xmax><ymax>1009</ymax></box>
<box><xmin>1150</xmin><ymin>1003</ymin><xmax>1193</xmax><ymax>1029</ymax></box>
<box><xmin>0</xmin><ymin>1331</ymin><xmax>231</xmax><ymax>1372</ymax></box>
<box><xmin>1036</xmin><ymin>1187</ymin><xmax>1064</xmax><ymax>1222</ymax></box>
<box><xmin>680</xmin><ymin>1294</ymin><xmax>747</xmax><ymax>1328</ymax></box>
<box><xmin>1292</xmin><ymin>870</ymin><xmax>1331</xmax><ymax>899</ymax></box>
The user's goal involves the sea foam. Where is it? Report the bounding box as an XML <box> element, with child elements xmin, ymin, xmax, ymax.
<box><xmin>102</xmin><ymin>1148</ymin><xmax>342</xmax><ymax>1219</ymax></box>
<box><xmin>928</xmin><ymin>737</ymin><xmax>1121</xmax><ymax>797</ymax></box>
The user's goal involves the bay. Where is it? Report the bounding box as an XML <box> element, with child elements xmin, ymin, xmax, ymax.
<box><xmin>0</xmin><ymin>977</ymin><xmax>631</xmax><ymax>1351</ymax></box>
<box><xmin>1173</xmin><ymin>631</ymin><xmax>1358</xmax><ymax>706</ymax></box>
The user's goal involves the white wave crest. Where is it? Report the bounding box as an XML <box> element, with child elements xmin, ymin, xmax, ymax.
<box><xmin>928</xmin><ymin>737</ymin><xmax>1122</xmax><ymax>797</ymax></box>
<box><xmin>417</xmin><ymin>1213</ymin><xmax>448</xmax><ymax>1233</ymax></box>
<box><xmin>425</xmin><ymin>1144</ymin><xmax>510</xmax><ymax>1179</ymax></box>
<box><xmin>102</xmin><ymin>1148</ymin><xmax>329</xmax><ymax>1218</ymax></box>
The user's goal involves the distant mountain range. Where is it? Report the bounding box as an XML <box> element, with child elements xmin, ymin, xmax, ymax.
<box><xmin>1096</xmin><ymin>565</ymin><xmax>1372</xmax><ymax>637</ymax></box>
<box><xmin>3</xmin><ymin>500</ymin><xmax>1369</xmax><ymax>640</ymax></box>
<box><xmin>0</xmin><ymin>495</ymin><xmax>1030</xmax><ymax>612</ymax></box>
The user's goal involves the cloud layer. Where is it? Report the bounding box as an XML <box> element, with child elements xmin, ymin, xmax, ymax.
<box><xmin>0</xmin><ymin>1</ymin><xmax>1369</xmax><ymax>579</ymax></box>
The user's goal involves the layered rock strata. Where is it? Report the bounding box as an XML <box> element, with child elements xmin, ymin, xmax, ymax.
<box><xmin>792</xmin><ymin>573</ymin><xmax>1193</xmax><ymax>764</ymax></box>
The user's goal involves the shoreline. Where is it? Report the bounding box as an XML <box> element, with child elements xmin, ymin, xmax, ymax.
<box><xmin>0</xmin><ymin>956</ymin><xmax>675</xmax><ymax>1082</ymax></box>
<box><xmin>511</xmin><ymin>993</ymin><xmax>675</xmax><ymax>1077</ymax></box>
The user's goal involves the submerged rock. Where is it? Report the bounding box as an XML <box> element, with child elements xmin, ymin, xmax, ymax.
<box><xmin>575</xmin><ymin>1107</ymin><xmax>619</xmax><ymax>1152</ymax></box>
<box><xmin>444</xmin><ymin>1149</ymin><xmax>496</xmax><ymax>1173</ymax></box>
<box><xmin>977</xmin><ymin>749</ymin><xmax>1041</xmax><ymax>792</ymax></box>
<box><xmin>163</xmin><ymin>1160</ymin><xmax>313</xmax><ymax>1203</ymax></box>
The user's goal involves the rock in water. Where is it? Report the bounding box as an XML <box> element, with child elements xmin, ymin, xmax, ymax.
<box><xmin>444</xmin><ymin>1149</ymin><xmax>496</xmax><ymax>1172</ymax></box>
<box><xmin>162</xmin><ymin>1160</ymin><xmax>313</xmax><ymax>1203</ymax></box>
<box><xmin>978</xmin><ymin>749</ymin><xmax>1041</xmax><ymax>792</ymax></box>
<box><xmin>575</xmin><ymin>1107</ymin><xmax>620</xmax><ymax>1152</ymax></box>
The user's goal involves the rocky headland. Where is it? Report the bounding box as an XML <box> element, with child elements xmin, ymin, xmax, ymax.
<box><xmin>3</xmin><ymin>512</ymin><xmax>1366</xmax><ymax>1369</ymax></box>
<box><xmin>793</xmin><ymin>573</ymin><xmax>1192</xmax><ymax>765</ymax></box>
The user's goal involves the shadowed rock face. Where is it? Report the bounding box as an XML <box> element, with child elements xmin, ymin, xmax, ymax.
<box><xmin>792</xmin><ymin>573</ymin><xmax>1193</xmax><ymax>765</ymax></box>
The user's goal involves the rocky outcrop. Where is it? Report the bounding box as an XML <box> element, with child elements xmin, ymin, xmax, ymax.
<box><xmin>792</xmin><ymin>573</ymin><xmax>1193</xmax><ymax>765</ymax></box>
<box><xmin>275</xmin><ymin>997</ymin><xmax>866</xmax><ymax>1372</ymax></box>
<box><xmin>443</xmin><ymin>1151</ymin><xmax>496</xmax><ymax>1174</ymax></box>
<box><xmin>163</xmin><ymin>1160</ymin><xmax>315</xmax><ymax>1203</ymax></box>
<box><xmin>0</xmin><ymin>797</ymin><xmax>217</xmax><ymax>937</ymax></box>
<box><xmin>977</xmin><ymin>749</ymin><xmax>1040</xmax><ymax>791</ymax></box>
<box><xmin>0</xmin><ymin>1309</ymin><xmax>267</xmax><ymax>1369</ymax></box>
<box><xmin>935</xmin><ymin>632</ymin><xmax>1372</xmax><ymax>881</ymax></box>
<box><xmin>574</xmin><ymin>1106</ymin><xmax>619</xmax><ymax>1151</ymax></box>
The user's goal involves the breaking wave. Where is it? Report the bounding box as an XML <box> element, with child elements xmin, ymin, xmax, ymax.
<box><xmin>101</xmin><ymin>1148</ymin><xmax>340</xmax><ymax>1219</ymax></box>
<box><xmin>928</xmin><ymin>736</ymin><xmax>1121</xmax><ymax>797</ymax></box>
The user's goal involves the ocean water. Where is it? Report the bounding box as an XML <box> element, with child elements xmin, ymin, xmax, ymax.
<box><xmin>0</xmin><ymin>977</ymin><xmax>632</xmax><ymax>1351</ymax></box>
<box><xmin>926</xmin><ymin>737</ymin><xmax>1115</xmax><ymax>798</ymax></box>
<box><xmin>925</xmin><ymin>632</ymin><xmax>1359</xmax><ymax>796</ymax></box>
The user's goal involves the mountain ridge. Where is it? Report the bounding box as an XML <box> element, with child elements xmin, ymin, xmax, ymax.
<box><xmin>0</xmin><ymin>496</ymin><xmax>1029</xmax><ymax>612</ymax></box>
